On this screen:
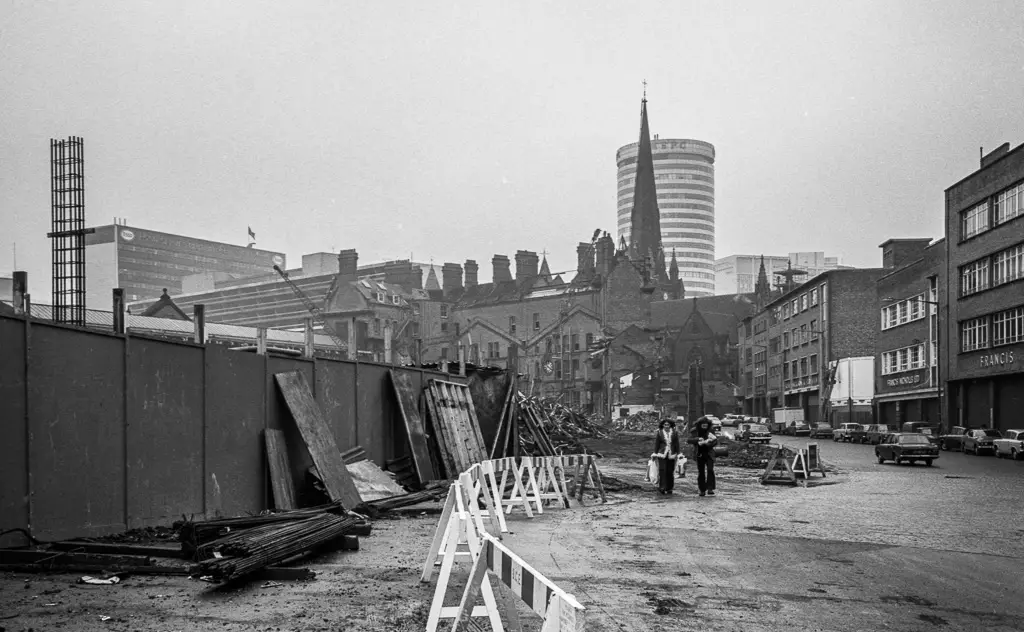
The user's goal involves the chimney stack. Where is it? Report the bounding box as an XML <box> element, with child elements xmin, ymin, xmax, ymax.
<box><xmin>442</xmin><ymin>262</ymin><xmax>463</xmax><ymax>296</ymax></box>
<box><xmin>464</xmin><ymin>260</ymin><xmax>478</xmax><ymax>287</ymax></box>
<box><xmin>337</xmin><ymin>249</ymin><xmax>358</xmax><ymax>281</ymax></box>
<box><xmin>492</xmin><ymin>255</ymin><xmax>512</xmax><ymax>283</ymax></box>
<box><xmin>576</xmin><ymin>242</ymin><xmax>596</xmax><ymax>280</ymax></box>
<box><xmin>514</xmin><ymin>250</ymin><xmax>539</xmax><ymax>280</ymax></box>
<box><xmin>595</xmin><ymin>233</ymin><xmax>615</xmax><ymax>277</ymax></box>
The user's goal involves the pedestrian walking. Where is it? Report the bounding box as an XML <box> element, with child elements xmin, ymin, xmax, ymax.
<box><xmin>651</xmin><ymin>419</ymin><xmax>680</xmax><ymax>495</ymax></box>
<box><xmin>691</xmin><ymin>416</ymin><xmax>718</xmax><ymax>497</ymax></box>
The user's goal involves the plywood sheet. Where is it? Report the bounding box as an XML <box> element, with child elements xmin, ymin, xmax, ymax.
<box><xmin>274</xmin><ymin>371</ymin><xmax>363</xmax><ymax>509</ymax></box>
<box><xmin>264</xmin><ymin>429</ymin><xmax>297</xmax><ymax>511</ymax></box>
<box><xmin>346</xmin><ymin>459</ymin><xmax>406</xmax><ymax>502</ymax></box>
<box><xmin>389</xmin><ymin>370</ymin><xmax>436</xmax><ymax>483</ymax></box>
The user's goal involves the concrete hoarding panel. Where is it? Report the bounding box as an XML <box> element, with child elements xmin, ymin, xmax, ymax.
<box><xmin>28</xmin><ymin>325</ymin><xmax>126</xmax><ymax>540</ymax></box>
<box><xmin>315</xmin><ymin>359</ymin><xmax>358</xmax><ymax>453</ymax></box>
<box><xmin>126</xmin><ymin>337</ymin><xmax>204</xmax><ymax>526</ymax></box>
<box><xmin>356</xmin><ymin>363</ymin><xmax>391</xmax><ymax>466</ymax></box>
<box><xmin>266</xmin><ymin>357</ymin><xmax>315</xmax><ymax>498</ymax></box>
<box><xmin>0</xmin><ymin>317</ymin><xmax>28</xmax><ymax>546</ymax></box>
<box><xmin>205</xmin><ymin>346</ymin><xmax>267</xmax><ymax>518</ymax></box>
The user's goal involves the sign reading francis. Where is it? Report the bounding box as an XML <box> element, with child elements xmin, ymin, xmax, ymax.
<box><xmin>979</xmin><ymin>350</ymin><xmax>1015</xmax><ymax>368</ymax></box>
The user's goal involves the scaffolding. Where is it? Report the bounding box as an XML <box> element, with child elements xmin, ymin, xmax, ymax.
<box><xmin>48</xmin><ymin>137</ymin><xmax>94</xmax><ymax>326</ymax></box>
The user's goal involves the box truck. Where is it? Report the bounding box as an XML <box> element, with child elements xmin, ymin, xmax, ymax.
<box><xmin>771</xmin><ymin>407</ymin><xmax>804</xmax><ymax>434</ymax></box>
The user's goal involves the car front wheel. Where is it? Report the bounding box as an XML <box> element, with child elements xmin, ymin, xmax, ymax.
<box><xmin>924</xmin><ymin>459</ymin><xmax>933</xmax><ymax>466</ymax></box>
<box><xmin>876</xmin><ymin>453</ymin><xmax>885</xmax><ymax>464</ymax></box>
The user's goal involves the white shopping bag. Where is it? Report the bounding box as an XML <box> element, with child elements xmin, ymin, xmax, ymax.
<box><xmin>676</xmin><ymin>456</ymin><xmax>687</xmax><ymax>478</ymax></box>
<box><xmin>645</xmin><ymin>457</ymin><xmax>660</xmax><ymax>486</ymax></box>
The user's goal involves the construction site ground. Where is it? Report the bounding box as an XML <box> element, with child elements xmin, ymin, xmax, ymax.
<box><xmin>3</xmin><ymin>432</ymin><xmax>1022</xmax><ymax>632</ymax></box>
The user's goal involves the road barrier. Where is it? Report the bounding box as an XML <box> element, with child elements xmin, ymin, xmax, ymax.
<box><xmin>422</xmin><ymin>454</ymin><xmax>601</xmax><ymax>631</ymax></box>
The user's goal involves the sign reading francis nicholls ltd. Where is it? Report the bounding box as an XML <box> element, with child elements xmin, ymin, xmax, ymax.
<box><xmin>979</xmin><ymin>350</ymin><xmax>1015</xmax><ymax>368</ymax></box>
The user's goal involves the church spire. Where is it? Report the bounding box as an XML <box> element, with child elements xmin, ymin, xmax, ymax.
<box><xmin>754</xmin><ymin>254</ymin><xmax>771</xmax><ymax>307</ymax></box>
<box><xmin>538</xmin><ymin>254</ymin><xmax>551</xmax><ymax>281</ymax></box>
<box><xmin>669</xmin><ymin>248</ymin><xmax>679</xmax><ymax>282</ymax></box>
<box><xmin>628</xmin><ymin>95</ymin><xmax>666</xmax><ymax>280</ymax></box>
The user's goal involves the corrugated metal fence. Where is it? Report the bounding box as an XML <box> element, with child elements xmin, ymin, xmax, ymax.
<box><xmin>0</xmin><ymin>313</ymin><xmax>459</xmax><ymax>546</ymax></box>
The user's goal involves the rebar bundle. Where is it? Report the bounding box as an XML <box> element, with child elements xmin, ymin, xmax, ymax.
<box><xmin>190</xmin><ymin>513</ymin><xmax>362</xmax><ymax>582</ymax></box>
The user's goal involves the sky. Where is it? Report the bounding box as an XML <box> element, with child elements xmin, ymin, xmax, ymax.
<box><xmin>2</xmin><ymin>0</ymin><xmax>1023</xmax><ymax>294</ymax></box>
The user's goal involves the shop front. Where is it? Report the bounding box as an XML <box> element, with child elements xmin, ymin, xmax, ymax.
<box><xmin>875</xmin><ymin>367</ymin><xmax>942</xmax><ymax>429</ymax></box>
<box><xmin>949</xmin><ymin>345</ymin><xmax>1023</xmax><ymax>432</ymax></box>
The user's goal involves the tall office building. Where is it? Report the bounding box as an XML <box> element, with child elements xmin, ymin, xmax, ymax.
<box><xmin>84</xmin><ymin>222</ymin><xmax>286</xmax><ymax>308</ymax></box>
<box><xmin>617</xmin><ymin>124</ymin><xmax>716</xmax><ymax>296</ymax></box>
<box><xmin>715</xmin><ymin>252</ymin><xmax>844</xmax><ymax>295</ymax></box>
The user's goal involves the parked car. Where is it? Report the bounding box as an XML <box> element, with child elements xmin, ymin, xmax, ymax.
<box><xmin>706</xmin><ymin>416</ymin><xmax>722</xmax><ymax>433</ymax></box>
<box><xmin>902</xmin><ymin>421</ymin><xmax>940</xmax><ymax>445</ymax></box>
<box><xmin>739</xmin><ymin>423</ymin><xmax>772</xmax><ymax>443</ymax></box>
<box><xmin>809</xmin><ymin>423</ymin><xmax>833</xmax><ymax>439</ymax></box>
<box><xmin>833</xmin><ymin>423</ymin><xmax>861</xmax><ymax>442</ymax></box>
<box><xmin>783</xmin><ymin>421</ymin><xmax>811</xmax><ymax>436</ymax></box>
<box><xmin>722</xmin><ymin>414</ymin><xmax>744</xmax><ymax>427</ymax></box>
<box><xmin>994</xmin><ymin>429</ymin><xmax>1024</xmax><ymax>460</ymax></box>
<box><xmin>963</xmin><ymin>428</ymin><xmax>1002</xmax><ymax>455</ymax></box>
<box><xmin>939</xmin><ymin>426</ymin><xmax>969</xmax><ymax>452</ymax></box>
<box><xmin>875</xmin><ymin>433</ymin><xmax>940</xmax><ymax>466</ymax></box>
<box><xmin>866</xmin><ymin>424</ymin><xmax>895</xmax><ymax>445</ymax></box>
<box><xmin>849</xmin><ymin>425</ymin><xmax>869</xmax><ymax>444</ymax></box>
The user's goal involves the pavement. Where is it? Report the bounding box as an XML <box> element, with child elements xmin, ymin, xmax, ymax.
<box><xmin>494</xmin><ymin>434</ymin><xmax>1024</xmax><ymax>631</ymax></box>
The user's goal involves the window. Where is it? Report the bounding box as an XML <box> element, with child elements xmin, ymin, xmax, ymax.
<box><xmin>882</xmin><ymin>294</ymin><xmax>927</xmax><ymax>329</ymax></box>
<box><xmin>375</xmin><ymin>292</ymin><xmax>386</xmax><ymax>302</ymax></box>
<box><xmin>391</xmin><ymin>295</ymin><xmax>401</xmax><ymax>305</ymax></box>
<box><xmin>373</xmin><ymin>318</ymin><xmax>381</xmax><ymax>335</ymax></box>
<box><xmin>800</xmin><ymin>324</ymin><xmax>808</xmax><ymax>345</ymax></box>
<box><xmin>487</xmin><ymin>342</ymin><xmax>500</xmax><ymax>358</ymax></box>
<box><xmin>572</xmin><ymin>358</ymin><xmax>580</xmax><ymax>372</ymax></box>
<box><xmin>800</xmin><ymin>294</ymin><xmax>808</xmax><ymax>311</ymax></box>
<box><xmin>791</xmin><ymin>299</ymin><xmax>798</xmax><ymax>314</ymax></box>
<box><xmin>799</xmin><ymin>358</ymin><xmax>808</xmax><ymax>376</ymax></box>
<box><xmin>810</xmin><ymin>319</ymin><xmax>819</xmax><ymax>340</ymax></box>
<box><xmin>881</xmin><ymin>343</ymin><xmax>926</xmax><ymax>375</ymax></box>
<box><xmin>554</xmin><ymin>361</ymin><xmax>562</xmax><ymax>379</ymax></box>
<box><xmin>810</xmin><ymin>354</ymin><xmax>818</xmax><ymax>375</ymax></box>
<box><xmin>509</xmin><ymin>315</ymin><xmax>516</xmax><ymax>336</ymax></box>
<box><xmin>810</xmin><ymin>288</ymin><xmax>818</xmax><ymax>306</ymax></box>
<box><xmin>993</xmin><ymin>244</ymin><xmax>1024</xmax><ymax>286</ymax></box>
<box><xmin>745</xmin><ymin>348</ymin><xmax>753</xmax><ymax>365</ymax></box>
<box><xmin>572</xmin><ymin>334</ymin><xmax>580</xmax><ymax>351</ymax></box>
<box><xmin>961</xmin><ymin>201</ymin><xmax>990</xmax><ymax>239</ymax></box>
<box><xmin>791</xmin><ymin>328</ymin><xmax>798</xmax><ymax>348</ymax></box>
<box><xmin>783</xmin><ymin>331</ymin><xmax>790</xmax><ymax>348</ymax></box>
<box><xmin>533</xmin><ymin>312</ymin><xmax>541</xmax><ymax>331</ymax></box>
<box><xmin>782</xmin><ymin>304</ymin><xmax>790</xmax><ymax>319</ymax></box>
<box><xmin>586</xmin><ymin>333</ymin><xmax>594</xmax><ymax>349</ymax></box>
<box><xmin>960</xmin><ymin>259</ymin><xmax>990</xmax><ymax>296</ymax></box>
<box><xmin>441</xmin><ymin>347</ymin><xmax>449</xmax><ymax>360</ymax></box>
<box><xmin>994</xmin><ymin>182</ymin><xmax>1023</xmax><ymax>225</ymax></box>
<box><xmin>562</xmin><ymin>334</ymin><xmax>569</xmax><ymax>351</ymax></box>
<box><xmin>992</xmin><ymin>307</ymin><xmax>1024</xmax><ymax>346</ymax></box>
<box><xmin>471</xmin><ymin>343</ymin><xmax>480</xmax><ymax>363</ymax></box>
<box><xmin>961</xmin><ymin>316</ymin><xmax>989</xmax><ymax>352</ymax></box>
<box><xmin>440</xmin><ymin>322</ymin><xmax>449</xmax><ymax>333</ymax></box>
<box><xmin>439</xmin><ymin>304</ymin><xmax>449</xmax><ymax>318</ymax></box>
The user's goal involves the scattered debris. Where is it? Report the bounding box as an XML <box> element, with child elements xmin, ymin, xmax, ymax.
<box><xmin>78</xmin><ymin>575</ymin><xmax>121</xmax><ymax>585</ymax></box>
<box><xmin>613</xmin><ymin>411</ymin><xmax>662</xmax><ymax>433</ymax></box>
<box><xmin>260</xmin><ymin>581</ymin><xmax>284</xmax><ymax>588</ymax></box>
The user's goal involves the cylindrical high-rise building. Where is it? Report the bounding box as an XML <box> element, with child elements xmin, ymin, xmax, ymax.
<box><xmin>616</xmin><ymin>137</ymin><xmax>716</xmax><ymax>296</ymax></box>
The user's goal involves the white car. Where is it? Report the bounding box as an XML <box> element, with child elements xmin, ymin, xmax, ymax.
<box><xmin>994</xmin><ymin>429</ymin><xmax>1024</xmax><ymax>460</ymax></box>
<box><xmin>722</xmin><ymin>414</ymin><xmax>744</xmax><ymax>427</ymax></box>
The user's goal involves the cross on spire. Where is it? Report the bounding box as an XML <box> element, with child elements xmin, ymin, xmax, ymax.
<box><xmin>642</xmin><ymin>79</ymin><xmax>647</xmax><ymax>100</ymax></box>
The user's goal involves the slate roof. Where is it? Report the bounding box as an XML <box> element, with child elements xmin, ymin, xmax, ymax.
<box><xmin>649</xmin><ymin>294</ymin><xmax>757</xmax><ymax>339</ymax></box>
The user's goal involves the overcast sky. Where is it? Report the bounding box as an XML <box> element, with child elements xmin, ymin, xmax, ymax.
<box><xmin>2</xmin><ymin>0</ymin><xmax>1023</xmax><ymax>293</ymax></box>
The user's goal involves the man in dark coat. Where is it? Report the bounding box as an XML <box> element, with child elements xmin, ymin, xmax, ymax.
<box><xmin>692</xmin><ymin>416</ymin><xmax>718</xmax><ymax>497</ymax></box>
<box><xmin>652</xmin><ymin>419</ymin><xmax>680</xmax><ymax>495</ymax></box>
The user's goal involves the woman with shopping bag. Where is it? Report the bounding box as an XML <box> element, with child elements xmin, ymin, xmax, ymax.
<box><xmin>651</xmin><ymin>419</ymin><xmax>680</xmax><ymax>495</ymax></box>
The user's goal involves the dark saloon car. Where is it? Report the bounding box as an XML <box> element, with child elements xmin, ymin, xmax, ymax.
<box><xmin>784</xmin><ymin>421</ymin><xmax>811</xmax><ymax>436</ymax></box>
<box><xmin>875</xmin><ymin>433</ymin><xmax>940</xmax><ymax>466</ymax></box>
<box><xmin>739</xmin><ymin>423</ymin><xmax>772</xmax><ymax>443</ymax></box>
<box><xmin>866</xmin><ymin>424</ymin><xmax>895</xmax><ymax>445</ymax></box>
<box><xmin>962</xmin><ymin>428</ymin><xmax>1002</xmax><ymax>455</ymax></box>
<box><xmin>939</xmin><ymin>426</ymin><xmax>968</xmax><ymax>451</ymax></box>
<box><xmin>849</xmin><ymin>425</ymin><xmax>870</xmax><ymax>444</ymax></box>
<box><xmin>901</xmin><ymin>421</ymin><xmax>940</xmax><ymax>445</ymax></box>
<box><xmin>809</xmin><ymin>423</ymin><xmax>833</xmax><ymax>439</ymax></box>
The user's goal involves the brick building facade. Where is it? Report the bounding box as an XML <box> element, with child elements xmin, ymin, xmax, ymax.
<box><xmin>944</xmin><ymin>142</ymin><xmax>1024</xmax><ymax>431</ymax></box>
<box><xmin>739</xmin><ymin>268</ymin><xmax>884</xmax><ymax>423</ymax></box>
<box><xmin>875</xmin><ymin>239</ymin><xmax>946</xmax><ymax>428</ymax></box>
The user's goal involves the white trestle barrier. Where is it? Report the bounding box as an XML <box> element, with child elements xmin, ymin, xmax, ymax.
<box><xmin>533</xmin><ymin>456</ymin><xmax>570</xmax><ymax>509</ymax></box>
<box><xmin>450</xmin><ymin>532</ymin><xmax>587</xmax><ymax>632</ymax></box>
<box><xmin>498</xmin><ymin>457</ymin><xmax>543</xmax><ymax>516</ymax></box>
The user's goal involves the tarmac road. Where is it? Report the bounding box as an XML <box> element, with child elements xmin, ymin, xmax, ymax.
<box><xmin>500</xmin><ymin>437</ymin><xmax>1024</xmax><ymax>632</ymax></box>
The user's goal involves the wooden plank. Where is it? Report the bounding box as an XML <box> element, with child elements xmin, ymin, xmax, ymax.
<box><xmin>273</xmin><ymin>371</ymin><xmax>363</xmax><ymax>509</ymax></box>
<box><xmin>429</xmin><ymin>381</ymin><xmax>469</xmax><ymax>472</ymax></box>
<box><xmin>47</xmin><ymin>541</ymin><xmax>183</xmax><ymax>559</ymax></box>
<box><xmin>264</xmin><ymin>429</ymin><xmax>298</xmax><ymax>511</ymax></box>
<box><xmin>489</xmin><ymin>381</ymin><xmax>514</xmax><ymax>460</ymax></box>
<box><xmin>453</xmin><ymin>382</ymin><xmax>488</xmax><ymax>462</ymax></box>
<box><xmin>388</xmin><ymin>370</ymin><xmax>437</xmax><ymax>483</ymax></box>
<box><xmin>0</xmin><ymin>549</ymin><xmax>153</xmax><ymax>567</ymax></box>
<box><xmin>0</xmin><ymin>563</ymin><xmax>188</xmax><ymax>576</ymax></box>
<box><xmin>423</xmin><ymin>388</ymin><xmax>456</xmax><ymax>478</ymax></box>
<box><xmin>442</xmin><ymin>382</ymin><xmax>480</xmax><ymax>465</ymax></box>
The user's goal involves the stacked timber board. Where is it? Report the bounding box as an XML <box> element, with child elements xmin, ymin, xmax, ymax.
<box><xmin>424</xmin><ymin>379</ymin><xmax>487</xmax><ymax>475</ymax></box>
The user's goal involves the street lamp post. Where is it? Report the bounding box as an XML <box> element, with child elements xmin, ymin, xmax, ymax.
<box><xmin>882</xmin><ymin>296</ymin><xmax>942</xmax><ymax>429</ymax></box>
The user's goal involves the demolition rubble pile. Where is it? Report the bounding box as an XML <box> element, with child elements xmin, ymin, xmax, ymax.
<box><xmin>720</xmin><ymin>438</ymin><xmax>797</xmax><ymax>469</ymax></box>
<box><xmin>612</xmin><ymin>410</ymin><xmax>663</xmax><ymax>433</ymax></box>
<box><xmin>517</xmin><ymin>396</ymin><xmax>609</xmax><ymax>455</ymax></box>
